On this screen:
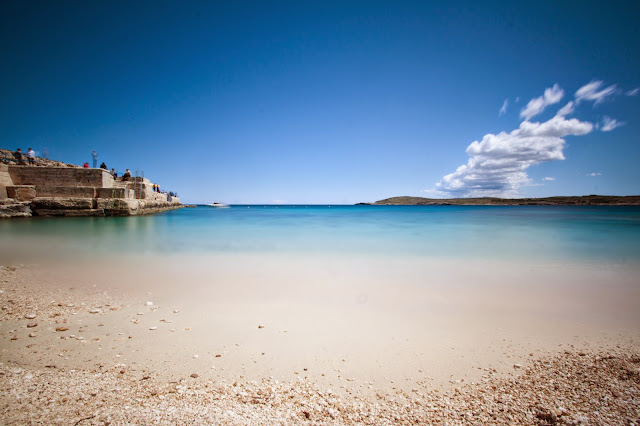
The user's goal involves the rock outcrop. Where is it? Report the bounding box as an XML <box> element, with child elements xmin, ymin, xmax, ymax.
<box><xmin>0</xmin><ymin>162</ymin><xmax>182</xmax><ymax>218</ymax></box>
<box><xmin>0</xmin><ymin>199</ymin><xmax>31</xmax><ymax>218</ymax></box>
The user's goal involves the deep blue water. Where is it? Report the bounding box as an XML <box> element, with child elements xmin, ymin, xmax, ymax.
<box><xmin>2</xmin><ymin>205</ymin><xmax>640</xmax><ymax>263</ymax></box>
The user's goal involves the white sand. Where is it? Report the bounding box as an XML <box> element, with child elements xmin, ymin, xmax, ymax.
<box><xmin>2</xmin><ymin>254</ymin><xmax>640</xmax><ymax>423</ymax></box>
<box><xmin>2</xmin><ymin>254</ymin><xmax>638</xmax><ymax>394</ymax></box>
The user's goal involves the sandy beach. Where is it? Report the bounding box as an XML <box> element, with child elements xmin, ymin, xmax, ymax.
<box><xmin>3</xmin><ymin>0</ymin><xmax>640</xmax><ymax>423</ymax></box>
<box><xmin>1</xmin><ymin>255</ymin><xmax>639</xmax><ymax>424</ymax></box>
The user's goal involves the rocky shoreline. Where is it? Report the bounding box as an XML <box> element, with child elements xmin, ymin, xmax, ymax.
<box><xmin>1</xmin><ymin>350</ymin><xmax>638</xmax><ymax>425</ymax></box>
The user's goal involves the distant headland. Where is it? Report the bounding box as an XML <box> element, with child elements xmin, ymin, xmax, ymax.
<box><xmin>359</xmin><ymin>195</ymin><xmax>640</xmax><ymax>206</ymax></box>
<box><xmin>1</xmin><ymin>148</ymin><xmax>182</xmax><ymax>218</ymax></box>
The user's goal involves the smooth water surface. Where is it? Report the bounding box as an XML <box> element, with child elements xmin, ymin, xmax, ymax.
<box><xmin>2</xmin><ymin>205</ymin><xmax>640</xmax><ymax>263</ymax></box>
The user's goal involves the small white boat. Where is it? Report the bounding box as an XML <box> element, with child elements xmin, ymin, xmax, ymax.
<box><xmin>207</xmin><ymin>202</ymin><xmax>229</xmax><ymax>208</ymax></box>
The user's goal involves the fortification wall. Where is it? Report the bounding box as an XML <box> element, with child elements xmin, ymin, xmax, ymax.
<box><xmin>1</xmin><ymin>164</ymin><xmax>181</xmax><ymax>218</ymax></box>
<box><xmin>9</xmin><ymin>166</ymin><xmax>113</xmax><ymax>188</ymax></box>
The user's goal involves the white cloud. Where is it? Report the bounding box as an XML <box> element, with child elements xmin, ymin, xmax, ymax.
<box><xmin>499</xmin><ymin>98</ymin><xmax>509</xmax><ymax>116</ymax></box>
<box><xmin>555</xmin><ymin>101</ymin><xmax>574</xmax><ymax>117</ymax></box>
<box><xmin>575</xmin><ymin>80</ymin><xmax>617</xmax><ymax>104</ymax></box>
<box><xmin>626</xmin><ymin>87</ymin><xmax>639</xmax><ymax>96</ymax></box>
<box><xmin>520</xmin><ymin>84</ymin><xmax>564</xmax><ymax>121</ymax></box>
<box><xmin>432</xmin><ymin>81</ymin><xmax>627</xmax><ymax>198</ymax></box>
<box><xmin>435</xmin><ymin>115</ymin><xmax>593</xmax><ymax>197</ymax></box>
<box><xmin>601</xmin><ymin>116</ymin><xmax>625</xmax><ymax>132</ymax></box>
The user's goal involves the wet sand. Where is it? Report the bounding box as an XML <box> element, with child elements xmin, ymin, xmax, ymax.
<box><xmin>1</xmin><ymin>255</ymin><xmax>639</xmax><ymax>424</ymax></box>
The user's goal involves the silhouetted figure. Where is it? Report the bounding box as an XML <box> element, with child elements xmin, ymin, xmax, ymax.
<box><xmin>13</xmin><ymin>148</ymin><xmax>24</xmax><ymax>165</ymax></box>
<box><xmin>100</xmin><ymin>162</ymin><xmax>107</xmax><ymax>170</ymax></box>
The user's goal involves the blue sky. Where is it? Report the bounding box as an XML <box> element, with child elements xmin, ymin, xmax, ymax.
<box><xmin>1</xmin><ymin>1</ymin><xmax>639</xmax><ymax>204</ymax></box>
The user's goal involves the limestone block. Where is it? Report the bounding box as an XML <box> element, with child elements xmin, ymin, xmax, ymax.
<box><xmin>34</xmin><ymin>208</ymin><xmax>105</xmax><ymax>217</ymax></box>
<box><xmin>31</xmin><ymin>197</ymin><xmax>94</xmax><ymax>210</ymax></box>
<box><xmin>148</xmin><ymin>192</ymin><xmax>167</xmax><ymax>202</ymax></box>
<box><xmin>95</xmin><ymin>187</ymin><xmax>129</xmax><ymax>199</ymax></box>
<box><xmin>0</xmin><ymin>163</ymin><xmax>13</xmax><ymax>199</ymax></box>
<box><xmin>6</xmin><ymin>185</ymin><xmax>36</xmax><ymax>201</ymax></box>
<box><xmin>130</xmin><ymin>176</ymin><xmax>151</xmax><ymax>185</ymax></box>
<box><xmin>125</xmin><ymin>181</ymin><xmax>155</xmax><ymax>199</ymax></box>
<box><xmin>101</xmin><ymin>170</ymin><xmax>114</xmax><ymax>188</ymax></box>
<box><xmin>36</xmin><ymin>186</ymin><xmax>96</xmax><ymax>198</ymax></box>
<box><xmin>0</xmin><ymin>202</ymin><xmax>32</xmax><ymax>218</ymax></box>
<box><xmin>9</xmin><ymin>166</ymin><xmax>113</xmax><ymax>188</ymax></box>
<box><xmin>96</xmin><ymin>198</ymin><xmax>139</xmax><ymax>211</ymax></box>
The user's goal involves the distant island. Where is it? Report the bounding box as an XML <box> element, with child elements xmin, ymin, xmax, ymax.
<box><xmin>359</xmin><ymin>195</ymin><xmax>640</xmax><ymax>206</ymax></box>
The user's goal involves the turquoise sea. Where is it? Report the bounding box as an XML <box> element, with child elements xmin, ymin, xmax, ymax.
<box><xmin>2</xmin><ymin>205</ymin><xmax>640</xmax><ymax>264</ymax></box>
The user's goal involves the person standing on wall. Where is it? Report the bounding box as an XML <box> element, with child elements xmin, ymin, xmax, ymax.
<box><xmin>13</xmin><ymin>148</ymin><xmax>24</xmax><ymax>164</ymax></box>
<box><xmin>27</xmin><ymin>147</ymin><xmax>36</xmax><ymax>165</ymax></box>
<box><xmin>92</xmin><ymin>150</ymin><xmax>98</xmax><ymax>168</ymax></box>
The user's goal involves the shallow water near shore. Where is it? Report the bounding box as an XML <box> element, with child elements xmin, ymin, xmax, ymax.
<box><xmin>2</xmin><ymin>205</ymin><xmax>640</xmax><ymax>264</ymax></box>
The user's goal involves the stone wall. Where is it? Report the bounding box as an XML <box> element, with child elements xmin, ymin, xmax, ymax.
<box><xmin>124</xmin><ymin>178</ymin><xmax>162</xmax><ymax>201</ymax></box>
<box><xmin>1</xmin><ymin>163</ymin><xmax>182</xmax><ymax>218</ymax></box>
<box><xmin>95</xmin><ymin>188</ymin><xmax>134</xmax><ymax>199</ymax></box>
<box><xmin>9</xmin><ymin>166</ymin><xmax>113</xmax><ymax>188</ymax></box>
<box><xmin>35</xmin><ymin>186</ymin><xmax>97</xmax><ymax>198</ymax></box>
<box><xmin>0</xmin><ymin>164</ymin><xmax>12</xmax><ymax>200</ymax></box>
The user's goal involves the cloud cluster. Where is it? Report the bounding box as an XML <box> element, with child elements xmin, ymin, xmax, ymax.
<box><xmin>435</xmin><ymin>81</ymin><xmax>628</xmax><ymax>198</ymax></box>
<box><xmin>436</xmin><ymin>115</ymin><xmax>592</xmax><ymax>197</ymax></box>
